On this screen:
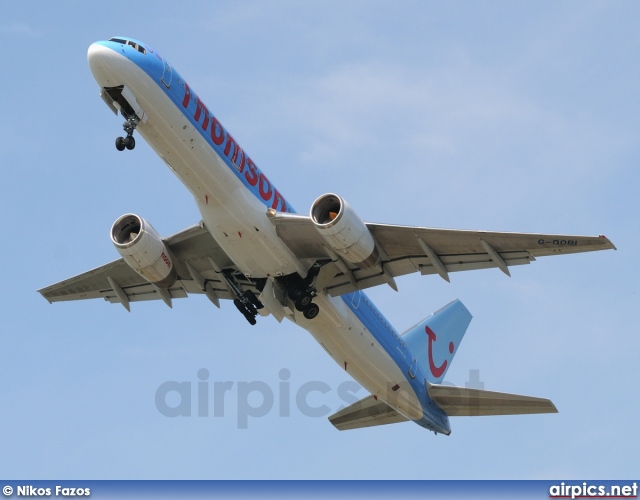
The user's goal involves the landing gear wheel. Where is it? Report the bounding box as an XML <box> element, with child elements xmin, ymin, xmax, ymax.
<box><xmin>233</xmin><ymin>298</ymin><xmax>245</xmax><ymax>313</ymax></box>
<box><xmin>124</xmin><ymin>136</ymin><xmax>136</xmax><ymax>150</ymax></box>
<box><xmin>115</xmin><ymin>137</ymin><xmax>125</xmax><ymax>151</ymax></box>
<box><xmin>244</xmin><ymin>290</ymin><xmax>264</xmax><ymax>310</ymax></box>
<box><xmin>302</xmin><ymin>303</ymin><xmax>320</xmax><ymax>320</ymax></box>
<box><xmin>245</xmin><ymin>301</ymin><xmax>257</xmax><ymax>316</ymax></box>
<box><xmin>295</xmin><ymin>292</ymin><xmax>313</xmax><ymax>312</ymax></box>
<box><xmin>234</xmin><ymin>298</ymin><xmax>257</xmax><ymax>325</ymax></box>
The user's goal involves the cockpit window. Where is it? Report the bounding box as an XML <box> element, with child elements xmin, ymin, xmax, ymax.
<box><xmin>127</xmin><ymin>40</ymin><xmax>146</xmax><ymax>54</ymax></box>
<box><xmin>108</xmin><ymin>38</ymin><xmax>146</xmax><ymax>54</ymax></box>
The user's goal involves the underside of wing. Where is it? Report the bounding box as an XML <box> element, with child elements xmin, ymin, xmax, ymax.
<box><xmin>38</xmin><ymin>222</ymin><xmax>255</xmax><ymax>309</ymax></box>
<box><xmin>270</xmin><ymin>212</ymin><xmax>616</xmax><ymax>297</ymax></box>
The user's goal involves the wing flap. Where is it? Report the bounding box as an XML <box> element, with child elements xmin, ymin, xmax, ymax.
<box><xmin>324</xmin><ymin>251</ymin><xmax>535</xmax><ymax>296</ymax></box>
<box><xmin>427</xmin><ymin>383</ymin><xmax>558</xmax><ymax>417</ymax></box>
<box><xmin>328</xmin><ymin>394</ymin><xmax>409</xmax><ymax>431</ymax></box>
<box><xmin>102</xmin><ymin>280</ymin><xmax>190</xmax><ymax>304</ymax></box>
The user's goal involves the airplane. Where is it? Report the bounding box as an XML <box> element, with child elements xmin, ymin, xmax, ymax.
<box><xmin>38</xmin><ymin>37</ymin><xmax>616</xmax><ymax>434</ymax></box>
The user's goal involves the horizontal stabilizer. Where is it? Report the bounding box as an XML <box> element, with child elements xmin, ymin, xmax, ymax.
<box><xmin>329</xmin><ymin>394</ymin><xmax>409</xmax><ymax>431</ymax></box>
<box><xmin>427</xmin><ymin>383</ymin><xmax>558</xmax><ymax>416</ymax></box>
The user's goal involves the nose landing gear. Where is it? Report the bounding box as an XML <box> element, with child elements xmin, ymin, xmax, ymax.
<box><xmin>115</xmin><ymin>136</ymin><xmax>135</xmax><ymax>151</ymax></box>
<box><xmin>115</xmin><ymin>115</ymin><xmax>139</xmax><ymax>151</ymax></box>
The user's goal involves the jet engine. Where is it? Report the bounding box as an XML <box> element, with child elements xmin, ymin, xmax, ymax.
<box><xmin>310</xmin><ymin>193</ymin><xmax>380</xmax><ymax>269</ymax></box>
<box><xmin>111</xmin><ymin>214</ymin><xmax>177</xmax><ymax>288</ymax></box>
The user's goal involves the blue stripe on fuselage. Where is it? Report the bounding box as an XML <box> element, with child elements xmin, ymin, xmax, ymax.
<box><xmin>97</xmin><ymin>39</ymin><xmax>449</xmax><ymax>433</ymax></box>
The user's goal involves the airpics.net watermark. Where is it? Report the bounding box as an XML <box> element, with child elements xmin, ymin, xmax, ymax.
<box><xmin>155</xmin><ymin>368</ymin><xmax>485</xmax><ymax>428</ymax></box>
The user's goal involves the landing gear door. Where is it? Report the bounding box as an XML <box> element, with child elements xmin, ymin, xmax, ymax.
<box><xmin>258</xmin><ymin>279</ymin><xmax>287</xmax><ymax>323</ymax></box>
<box><xmin>120</xmin><ymin>86</ymin><xmax>147</xmax><ymax>123</ymax></box>
<box><xmin>99</xmin><ymin>89</ymin><xmax>118</xmax><ymax>115</ymax></box>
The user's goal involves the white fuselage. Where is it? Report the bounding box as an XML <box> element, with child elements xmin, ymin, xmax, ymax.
<box><xmin>88</xmin><ymin>42</ymin><xmax>425</xmax><ymax>423</ymax></box>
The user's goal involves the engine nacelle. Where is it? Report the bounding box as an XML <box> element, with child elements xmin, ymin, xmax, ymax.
<box><xmin>310</xmin><ymin>193</ymin><xmax>380</xmax><ymax>269</ymax></box>
<box><xmin>111</xmin><ymin>214</ymin><xmax>177</xmax><ymax>288</ymax></box>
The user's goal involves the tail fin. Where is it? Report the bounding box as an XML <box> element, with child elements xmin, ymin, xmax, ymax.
<box><xmin>402</xmin><ymin>299</ymin><xmax>472</xmax><ymax>383</ymax></box>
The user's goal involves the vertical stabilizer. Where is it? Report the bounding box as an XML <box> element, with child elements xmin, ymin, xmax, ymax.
<box><xmin>402</xmin><ymin>300</ymin><xmax>472</xmax><ymax>383</ymax></box>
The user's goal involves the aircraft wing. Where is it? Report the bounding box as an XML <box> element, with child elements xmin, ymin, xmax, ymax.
<box><xmin>270</xmin><ymin>212</ymin><xmax>616</xmax><ymax>296</ymax></box>
<box><xmin>38</xmin><ymin>223</ymin><xmax>252</xmax><ymax>309</ymax></box>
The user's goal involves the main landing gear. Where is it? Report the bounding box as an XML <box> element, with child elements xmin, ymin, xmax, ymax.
<box><xmin>233</xmin><ymin>290</ymin><xmax>264</xmax><ymax>326</ymax></box>
<box><xmin>221</xmin><ymin>271</ymin><xmax>264</xmax><ymax>326</ymax></box>
<box><xmin>115</xmin><ymin>115</ymin><xmax>139</xmax><ymax>151</ymax></box>
<box><xmin>225</xmin><ymin>271</ymin><xmax>322</xmax><ymax>325</ymax></box>
<box><xmin>277</xmin><ymin>272</ymin><xmax>322</xmax><ymax>321</ymax></box>
<box><xmin>289</xmin><ymin>287</ymin><xmax>320</xmax><ymax>320</ymax></box>
<box><xmin>233</xmin><ymin>280</ymin><xmax>320</xmax><ymax>324</ymax></box>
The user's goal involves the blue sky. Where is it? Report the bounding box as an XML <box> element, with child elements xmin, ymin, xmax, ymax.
<box><xmin>1</xmin><ymin>1</ymin><xmax>638</xmax><ymax>479</ymax></box>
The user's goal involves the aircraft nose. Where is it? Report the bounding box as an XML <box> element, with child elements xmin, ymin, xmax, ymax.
<box><xmin>87</xmin><ymin>42</ymin><xmax>122</xmax><ymax>87</ymax></box>
<box><xmin>87</xmin><ymin>42</ymin><xmax>112</xmax><ymax>83</ymax></box>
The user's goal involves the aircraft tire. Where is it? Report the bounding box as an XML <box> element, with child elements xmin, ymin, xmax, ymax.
<box><xmin>295</xmin><ymin>292</ymin><xmax>312</xmax><ymax>311</ymax></box>
<box><xmin>245</xmin><ymin>290</ymin><xmax>264</xmax><ymax>309</ymax></box>
<box><xmin>115</xmin><ymin>137</ymin><xmax>125</xmax><ymax>151</ymax></box>
<box><xmin>302</xmin><ymin>303</ymin><xmax>320</xmax><ymax>320</ymax></box>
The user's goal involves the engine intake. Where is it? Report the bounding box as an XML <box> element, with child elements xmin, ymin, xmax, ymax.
<box><xmin>111</xmin><ymin>214</ymin><xmax>177</xmax><ymax>288</ymax></box>
<box><xmin>310</xmin><ymin>194</ymin><xmax>379</xmax><ymax>269</ymax></box>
